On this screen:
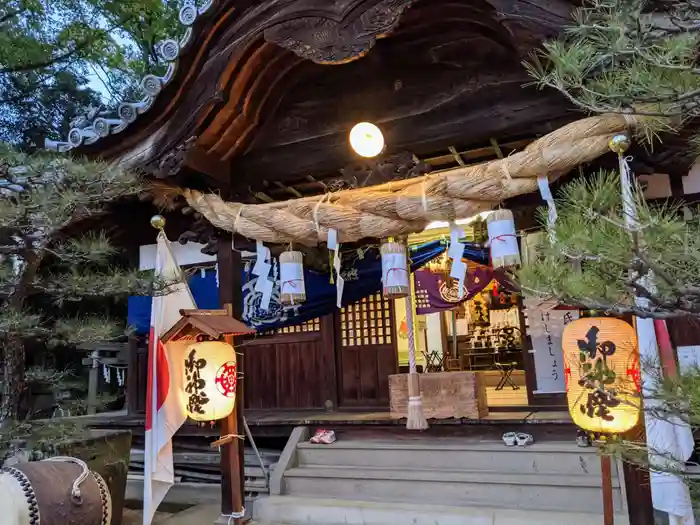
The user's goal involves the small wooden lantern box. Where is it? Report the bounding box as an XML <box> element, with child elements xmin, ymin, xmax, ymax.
<box><xmin>161</xmin><ymin>308</ymin><xmax>254</xmax><ymax>343</ymax></box>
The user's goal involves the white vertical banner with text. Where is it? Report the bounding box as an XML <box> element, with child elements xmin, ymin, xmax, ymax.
<box><xmin>523</xmin><ymin>298</ymin><xmax>579</xmax><ymax>394</ymax></box>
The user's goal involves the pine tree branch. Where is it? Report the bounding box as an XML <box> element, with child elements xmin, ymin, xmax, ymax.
<box><xmin>38</xmin><ymin>268</ymin><xmax>174</xmax><ymax>304</ymax></box>
<box><xmin>0</xmin><ymin>309</ymin><xmax>45</xmax><ymax>338</ymax></box>
<box><xmin>50</xmin><ymin>317</ymin><xmax>125</xmax><ymax>347</ymax></box>
<box><xmin>48</xmin><ymin>233</ymin><xmax>117</xmax><ymax>266</ymax></box>
<box><xmin>518</xmin><ymin>170</ymin><xmax>700</xmax><ymax>319</ymax></box>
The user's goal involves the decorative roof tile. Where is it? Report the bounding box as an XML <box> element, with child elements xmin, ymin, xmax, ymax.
<box><xmin>45</xmin><ymin>0</ymin><xmax>215</xmax><ymax>153</ymax></box>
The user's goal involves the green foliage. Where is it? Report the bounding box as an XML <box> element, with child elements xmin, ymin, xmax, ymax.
<box><xmin>526</xmin><ymin>0</ymin><xmax>700</xmax><ymax>142</ymax></box>
<box><xmin>0</xmin><ymin>145</ymin><xmax>165</xmax><ymax>340</ymax></box>
<box><xmin>0</xmin><ymin>418</ymin><xmax>88</xmax><ymax>462</ymax></box>
<box><xmin>0</xmin><ymin>145</ymin><xmax>174</xmax><ymax>420</ymax></box>
<box><xmin>518</xmin><ymin>170</ymin><xmax>700</xmax><ymax>318</ymax></box>
<box><xmin>0</xmin><ymin>0</ymin><xmax>181</xmax><ymax>149</ymax></box>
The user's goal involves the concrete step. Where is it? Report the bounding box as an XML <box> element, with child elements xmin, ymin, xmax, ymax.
<box><xmin>297</xmin><ymin>440</ymin><xmax>608</xmax><ymax>477</ymax></box>
<box><xmin>254</xmin><ymin>496</ymin><xmax>631</xmax><ymax>525</ymax></box>
<box><xmin>283</xmin><ymin>466</ymin><xmax>623</xmax><ymax>514</ymax></box>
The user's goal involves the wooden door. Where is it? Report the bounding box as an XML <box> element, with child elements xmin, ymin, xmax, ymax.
<box><xmin>337</xmin><ymin>292</ymin><xmax>398</xmax><ymax>408</ymax></box>
<box><xmin>244</xmin><ymin>317</ymin><xmax>337</xmax><ymax>410</ymax></box>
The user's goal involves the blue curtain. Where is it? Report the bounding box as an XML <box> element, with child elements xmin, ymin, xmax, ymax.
<box><xmin>241</xmin><ymin>240</ymin><xmax>487</xmax><ymax>330</ymax></box>
<box><xmin>127</xmin><ymin>240</ymin><xmax>488</xmax><ymax>334</ymax></box>
<box><xmin>127</xmin><ymin>268</ymin><xmax>220</xmax><ymax>335</ymax></box>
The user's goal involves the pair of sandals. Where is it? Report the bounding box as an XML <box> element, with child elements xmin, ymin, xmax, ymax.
<box><xmin>502</xmin><ymin>432</ymin><xmax>534</xmax><ymax>447</ymax></box>
<box><xmin>576</xmin><ymin>429</ymin><xmax>593</xmax><ymax>447</ymax></box>
<box><xmin>310</xmin><ymin>429</ymin><xmax>337</xmax><ymax>444</ymax></box>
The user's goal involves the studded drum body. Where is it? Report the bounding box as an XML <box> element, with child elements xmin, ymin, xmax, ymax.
<box><xmin>0</xmin><ymin>461</ymin><xmax>111</xmax><ymax>525</ymax></box>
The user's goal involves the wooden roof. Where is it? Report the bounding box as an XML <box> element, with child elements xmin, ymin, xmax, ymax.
<box><xmin>162</xmin><ymin>309</ymin><xmax>255</xmax><ymax>342</ymax></box>
<box><xmin>55</xmin><ymin>0</ymin><xmax>582</xmax><ymax>193</ymax></box>
<box><xmin>52</xmin><ymin>0</ymin><xmax>697</xmax><ymax>252</ymax></box>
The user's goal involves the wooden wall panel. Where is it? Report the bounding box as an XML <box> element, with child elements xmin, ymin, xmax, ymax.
<box><xmin>243</xmin><ymin>343</ymin><xmax>278</xmax><ymax>410</ymax></box>
<box><xmin>243</xmin><ymin>316</ymin><xmax>337</xmax><ymax>410</ymax></box>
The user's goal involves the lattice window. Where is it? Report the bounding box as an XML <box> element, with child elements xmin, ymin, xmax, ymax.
<box><xmin>276</xmin><ymin>317</ymin><xmax>321</xmax><ymax>334</ymax></box>
<box><xmin>340</xmin><ymin>293</ymin><xmax>393</xmax><ymax>347</ymax></box>
<box><xmin>258</xmin><ymin>318</ymin><xmax>321</xmax><ymax>337</ymax></box>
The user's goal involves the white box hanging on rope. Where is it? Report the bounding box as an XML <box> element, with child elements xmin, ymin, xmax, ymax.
<box><xmin>487</xmin><ymin>209</ymin><xmax>521</xmax><ymax>268</ymax></box>
<box><xmin>381</xmin><ymin>241</ymin><xmax>409</xmax><ymax>298</ymax></box>
<box><xmin>279</xmin><ymin>250</ymin><xmax>306</xmax><ymax>305</ymax></box>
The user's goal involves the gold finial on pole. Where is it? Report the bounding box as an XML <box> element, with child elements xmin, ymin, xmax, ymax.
<box><xmin>608</xmin><ymin>133</ymin><xmax>631</xmax><ymax>155</ymax></box>
<box><xmin>150</xmin><ymin>215</ymin><xmax>166</xmax><ymax>230</ymax></box>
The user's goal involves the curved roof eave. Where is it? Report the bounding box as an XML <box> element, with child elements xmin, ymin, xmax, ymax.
<box><xmin>45</xmin><ymin>0</ymin><xmax>215</xmax><ymax>154</ymax></box>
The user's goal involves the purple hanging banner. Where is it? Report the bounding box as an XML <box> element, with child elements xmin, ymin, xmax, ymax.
<box><xmin>414</xmin><ymin>266</ymin><xmax>493</xmax><ymax>314</ymax></box>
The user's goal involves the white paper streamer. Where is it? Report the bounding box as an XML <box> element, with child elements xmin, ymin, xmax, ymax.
<box><xmin>328</xmin><ymin>228</ymin><xmax>344</xmax><ymax>307</ymax></box>
<box><xmin>537</xmin><ymin>176</ymin><xmax>558</xmax><ymax>241</ymax></box>
<box><xmin>448</xmin><ymin>224</ymin><xmax>467</xmax><ymax>299</ymax></box>
<box><xmin>252</xmin><ymin>240</ymin><xmax>273</xmax><ymax>310</ymax></box>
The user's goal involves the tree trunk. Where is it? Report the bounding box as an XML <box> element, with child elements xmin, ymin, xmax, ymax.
<box><xmin>0</xmin><ymin>336</ymin><xmax>25</xmax><ymax>422</ymax></box>
<box><xmin>0</xmin><ymin>241</ymin><xmax>43</xmax><ymax>424</ymax></box>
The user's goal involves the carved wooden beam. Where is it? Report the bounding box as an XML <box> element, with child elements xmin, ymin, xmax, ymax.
<box><xmin>263</xmin><ymin>0</ymin><xmax>414</xmax><ymax>65</ymax></box>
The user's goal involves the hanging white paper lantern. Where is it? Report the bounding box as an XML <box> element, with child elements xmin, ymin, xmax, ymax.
<box><xmin>279</xmin><ymin>250</ymin><xmax>306</xmax><ymax>305</ymax></box>
<box><xmin>183</xmin><ymin>341</ymin><xmax>237</xmax><ymax>422</ymax></box>
<box><xmin>380</xmin><ymin>240</ymin><xmax>410</xmax><ymax>298</ymax></box>
<box><xmin>487</xmin><ymin>209</ymin><xmax>521</xmax><ymax>268</ymax></box>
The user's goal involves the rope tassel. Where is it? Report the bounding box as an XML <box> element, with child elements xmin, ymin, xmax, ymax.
<box><xmin>404</xmin><ymin>245</ymin><xmax>429</xmax><ymax>431</ymax></box>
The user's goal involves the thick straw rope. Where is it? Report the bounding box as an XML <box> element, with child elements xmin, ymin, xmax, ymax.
<box><xmin>174</xmin><ymin>114</ymin><xmax>637</xmax><ymax>245</ymax></box>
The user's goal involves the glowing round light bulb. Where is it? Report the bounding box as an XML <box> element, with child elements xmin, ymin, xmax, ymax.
<box><xmin>349</xmin><ymin>122</ymin><xmax>384</xmax><ymax>158</ymax></box>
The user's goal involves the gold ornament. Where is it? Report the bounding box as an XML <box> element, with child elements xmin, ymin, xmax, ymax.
<box><xmin>150</xmin><ymin>215</ymin><xmax>166</xmax><ymax>230</ymax></box>
<box><xmin>608</xmin><ymin>134</ymin><xmax>630</xmax><ymax>155</ymax></box>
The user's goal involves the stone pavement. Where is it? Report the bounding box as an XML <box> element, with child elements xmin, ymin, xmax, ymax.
<box><xmin>122</xmin><ymin>505</ymin><xmax>252</xmax><ymax>525</ymax></box>
<box><xmin>122</xmin><ymin>508</ymin><xmax>173</xmax><ymax>525</ymax></box>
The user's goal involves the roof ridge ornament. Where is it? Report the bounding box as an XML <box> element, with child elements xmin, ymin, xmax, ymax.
<box><xmin>45</xmin><ymin>0</ymin><xmax>215</xmax><ymax>153</ymax></box>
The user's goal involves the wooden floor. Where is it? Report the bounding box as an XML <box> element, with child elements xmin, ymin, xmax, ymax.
<box><xmin>85</xmin><ymin>407</ymin><xmax>571</xmax><ymax>429</ymax></box>
<box><xmin>485</xmin><ymin>386</ymin><xmax>529</xmax><ymax>406</ymax></box>
<box><xmin>482</xmin><ymin>370</ymin><xmax>529</xmax><ymax>407</ymax></box>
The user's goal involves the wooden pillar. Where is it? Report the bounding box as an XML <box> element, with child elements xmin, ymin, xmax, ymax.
<box><xmin>126</xmin><ymin>335</ymin><xmax>139</xmax><ymax>415</ymax></box>
<box><xmin>600</xmin><ymin>455</ymin><xmax>614</xmax><ymax>525</ymax></box>
<box><xmin>217</xmin><ymin>236</ymin><xmax>247</xmax><ymax>523</ymax></box>
<box><xmin>622</xmin><ymin>423</ymin><xmax>654</xmax><ymax>525</ymax></box>
<box><xmin>87</xmin><ymin>350</ymin><xmax>99</xmax><ymax>415</ymax></box>
<box><xmin>220</xmin><ymin>329</ymin><xmax>244</xmax><ymax>524</ymax></box>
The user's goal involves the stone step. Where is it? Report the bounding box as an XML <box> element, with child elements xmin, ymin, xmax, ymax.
<box><xmin>283</xmin><ymin>466</ymin><xmax>623</xmax><ymax>514</ymax></box>
<box><xmin>297</xmin><ymin>440</ymin><xmax>608</xmax><ymax>477</ymax></box>
<box><xmin>254</xmin><ymin>496</ymin><xmax>631</xmax><ymax>525</ymax></box>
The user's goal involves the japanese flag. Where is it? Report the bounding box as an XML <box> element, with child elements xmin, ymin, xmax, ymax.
<box><xmin>143</xmin><ymin>232</ymin><xmax>196</xmax><ymax>525</ymax></box>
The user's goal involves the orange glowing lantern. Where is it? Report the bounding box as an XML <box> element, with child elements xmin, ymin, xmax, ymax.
<box><xmin>562</xmin><ymin>317</ymin><xmax>641</xmax><ymax>434</ymax></box>
<box><xmin>183</xmin><ymin>340</ymin><xmax>238</xmax><ymax>421</ymax></box>
<box><xmin>160</xmin><ymin>308</ymin><xmax>255</xmax><ymax>422</ymax></box>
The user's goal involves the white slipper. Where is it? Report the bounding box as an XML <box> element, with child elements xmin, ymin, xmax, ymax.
<box><xmin>319</xmin><ymin>430</ymin><xmax>336</xmax><ymax>445</ymax></box>
<box><xmin>516</xmin><ymin>432</ymin><xmax>534</xmax><ymax>446</ymax></box>
<box><xmin>502</xmin><ymin>432</ymin><xmax>517</xmax><ymax>446</ymax></box>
